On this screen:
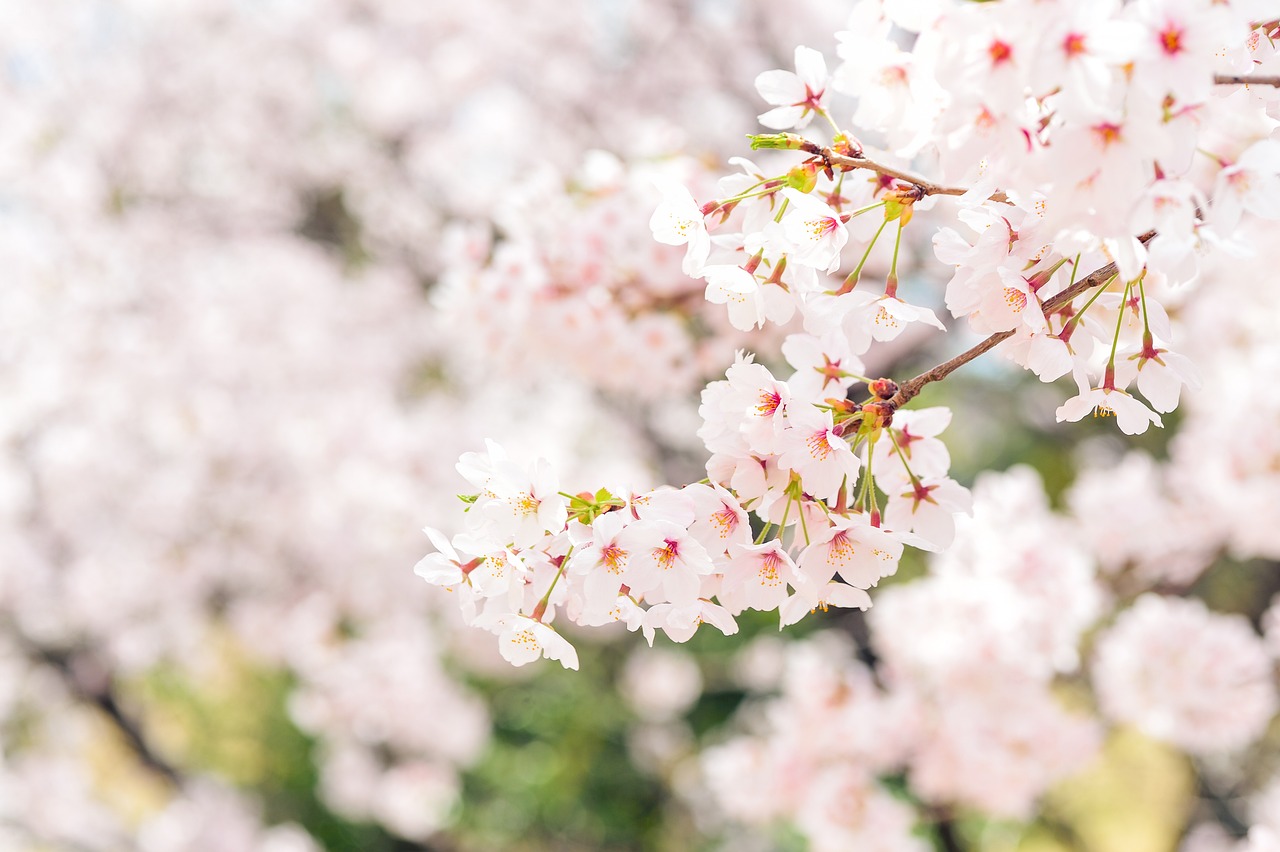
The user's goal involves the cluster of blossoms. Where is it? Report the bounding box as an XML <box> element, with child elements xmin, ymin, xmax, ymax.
<box><xmin>421</xmin><ymin>0</ymin><xmax>1280</xmax><ymax>665</ymax></box>
<box><xmin>435</xmin><ymin>154</ymin><xmax>775</xmax><ymax>400</ymax></box>
<box><xmin>699</xmin><ymin>469</ymin><xmax>1104</xmax><ymax>849</ymax></box>
<box><xmin>699</xmin><ymin>462</ymin><xmax>1280</xmax><ymax>847</ymax></box>
<box><xmin>416</xmin><ymin>353</ymin><xmax>974</xmax><ymax>666</ymax></box>
<box><xmin>688</xmin><ymin>214</ymin><xmax>1280</xmax><ymax>842</ymax></box>
<box><xmin>3</xmin><ymin>0</ymin><xmax>860</xmax><ymax>846</ymax></box>
<box><xmin>652</xmin><ymin>0</ymin><xmax>1280</xmax><ymax>436</ymax></box>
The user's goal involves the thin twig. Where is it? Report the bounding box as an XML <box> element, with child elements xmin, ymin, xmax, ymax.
<box><xmin>936</xmin><ymin>817</ymin><xmax>964</xmax><ymax>852</ymax></box>
<box><xmin>885</xmin><ymin>232</ymin><xmax>1156</xmax><ymax>411</ymax></box>
<box><xmin>823</xmin><ymin>148</ymin><xmax>1010</xmax><ymax>204</ymax></box>
<box><xmin>1214</xmin><ymin>74</ymin><xmax>1280</xmax><ymax>88</ymax></box>
<box><xmin>13</xmin><ymin>633</ymin><xmax>184</xmax><ymax>787</ymax></box>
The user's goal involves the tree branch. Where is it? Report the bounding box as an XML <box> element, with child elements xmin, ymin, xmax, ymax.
<box><xmin>16</xmin><ymin>635</ymin><xmax>184</xmax><ymax>787</ymax></box>
<box><xmin>885</xmin><ymin>233</ymin><xmax>1156</xmax><ymax>411</ymax></box>
<box><xmin>1214</xmin><ymin>74</ymin><xmax>1280</xmax><ymax>88</ymax></box>
<box><xmin>823</xmin><ymin>148</ymin><xmax>1009</xmax><ymax>204</ymax></box>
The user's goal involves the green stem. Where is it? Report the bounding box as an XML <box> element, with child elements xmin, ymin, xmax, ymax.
<box><xmin>885</xmin><ymin>217</ymin><xmax>904</xmax><ymax>298</ymax></box>
<box><xmin>777</xmin><ymin>491</ymin><xmax>794</xmax><ymax>544</ymax></box>
<box><xmin>862</xmin><ymin>437</ymin><xmax>878</xmax><ymax>516</ymax></box>
<box><xmin>797</xmin><ymin>499</ymin><xmax>811</xmax><ymax>546</ymax></box>
<box><xmin>754</xmin><ymin>519</ymin><xmax>774</xmax><ymax>545</ymax></box>
<box><xmin>845</xmin><ymin>218</ymin><xmax>889</xmax><ymax>287</ymax></box>
<box><xmin>1103</xmin><ymin>280</ymin><xmax>1131</xmax><ymax>389</ymax></box>
<box><xmin>773</xmin><ymin>196</ymin><xmax>790</xmax><ymax>223</ymax></box>
<box><xmin>888</xmin><ymin>429</ymin><xmax>922</xmax><ymax>488</ymax></box>
<box><xmin>1137</xmin><ymin>273</ymin><xmax>1153</xmax><ymax>343</ymax></box>
<box><xmin>1063</xmin><ymin>272</ymin><xmax>1115</xmax><ymax>332</ymax></box>
<box><xmin>818</xmin><ymin>107</ymin><xmax>842</xmax><ymax>137</ymax></box>
<box><xmin>534</xmin><ymin>545</ymin><xmax>573</xmax><ymax>620</ymax></box>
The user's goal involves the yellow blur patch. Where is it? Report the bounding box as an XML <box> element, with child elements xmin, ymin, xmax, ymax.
<box><xmin>84</xmin><ymin>712</ymin><xmax>172</xmax><ymax>827</ymax></box>
<box><xmin>1038</xmin><ymin>727</ymin><xmax>1193</xmax><ymax>852</ymax></box>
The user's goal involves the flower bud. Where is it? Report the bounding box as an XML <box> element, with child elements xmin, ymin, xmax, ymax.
<box><xmin>868</xmin><ymin>378</ymin><xmax>899</xmax><ymax>400</ymax></box>
<box><xmin>785</xmin><ymin>163</ymin><xmax>819</xmax><ymax>193</ymax></box>
<box><xmin>831</xmin><ymin>133</ymin><xmax>863</xmax><ymax>159</ymax></box>
<box><xmin>748</xmin><ymin>133</ymin><xmax>810</xmax><ymax>151</ymax></box>
<box><xmin>860</xmin><ymin>401</ymin><xmax>894</xmax><ymax>431</ymax></box>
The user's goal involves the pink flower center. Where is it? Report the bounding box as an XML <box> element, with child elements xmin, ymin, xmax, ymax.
<box><xmin>1159</xmin><ymin>24</ymin><xmax>1184</xmax><ymax>56</ymax></box>
<box><xmin>804</xmin><ymin>216</ymin><xmax>838</xmax><ymax>240</ymax></box>
<box><xmin>602</xmin><ymin>544</ymin><xmax>627</xmax><ymax>574</ymax></box>
<box><xmin>1003</xmin><ymin>287</ymin><xmax>1028</xmax><ymax>313</ymax></box>
<box><xmin>656</xmin><ymin>539</ymin><xmax>680</xmax><ymax>570</ymax></box>
<box><xmin>1092</xmin><ymin>122</ymin><xmax>1123</xmax><ymax>148</ymax></box>
<box><xmin>827</xmin><ymin>531</ymin><xmax>855</xmax><ymax>565</ymax></box>
<box><xmin>711</xmin><ymin>503</ymin><xmax>740</xmax><ymax>538</ymax></box>
<box><xmin>1063</xmin><ymin>32</ymin><xmax>1087</xmax><ymax>57</ymax></box>
<box><xmin>757</xmin><ymin>389</ymin><xmax>782</xmax><ymax>416</ymax></box>
<box><xmin>806</xmin><ymin>430</ymin><xmax>834</xmax><ymax>460</ymax></box>
<box><xmin>758</xmin><ymin>552</ymin><xmax>783</xmax><ymax>586</ymax></box>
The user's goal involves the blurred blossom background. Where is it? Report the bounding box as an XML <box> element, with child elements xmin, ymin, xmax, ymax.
<box><xmin>3</xmin><ymin>2</ymin><xmax>1280</xmax><ymax>851</ymax></box>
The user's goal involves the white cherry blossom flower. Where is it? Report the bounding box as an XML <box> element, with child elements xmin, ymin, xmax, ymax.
<box><xmin>798</xmin><ymin>514</ymin><xmax>903</xmax><ymax>589</ymax></box>
<box><xmin>1056</xmin><ymin>376</ymin><xmax>1163</xmax><ymax>435</ymax></box>
<box><xmin>641</xmin><ymin>600</ymin><xmax>739</xmax><ymax>645</ymax></box>
<box><xmin>780</xmin><ymin>188</ymin><xmax>849</xmax><ymax>273</ymax></box>
<box><xmin>1211</xmin><ymin>138</ymin><xmax>1280</xmax><ymax>234</ymax></box>
<box><xmin>650</xmin><ymin>179</ymin><xmax>711</xmax><ymax>276</ymax></box>
<box><xmin>719</xmin><ymin>540</ymin><xmax>800</xmax><ymax>615</ymax></box>
<box><xmin>413</xmin><ymin>527</ymin><xmax>472</xmax><ymax>587</ymax></box>
<box><xmin>755</xmin><ymin>46</ymin><xmax>829</xmax><ymax>130</ymax></box>
<box><xmin>456</xmin><ymin>440</ymin><xmax>567</xmax><ymax>549</ymax></box>
<box><xmin>776</xmin><ymin>406</ymin><xmax>861</xmax><ymax>503</ymax></box>
<box><xmin>1115</xmin><ymin>345</ymin><xmax>1202</xmax><ymax>413</ymax></box>
<box><xmin>779</xmin><ymin>580</ymin><xmax>872</xmax><ymax>627</ymax></box>
<box><xmin>884</xmin><ymin>476</ymin><xmax>973</xmax><ymax>552</ymax></box>
<box><xmin>616</xmin><ymin>520</ymin><xmax>714</xmax><ymax>607</ymax></box>
<box><xmin>702</xmin><ymin>263</ymin><xmax>794</xmax><ymax>331</ymax></box>
<box><xmin>487</xmin><ymin>615</ymin><xmax>579</xmax><ymax>671</ymax></box>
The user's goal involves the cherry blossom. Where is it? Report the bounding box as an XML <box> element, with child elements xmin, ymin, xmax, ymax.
<box><xmin>755</xmin><ymin>46</ymin><xmax>830</xmax><ymax>131</ymax></box>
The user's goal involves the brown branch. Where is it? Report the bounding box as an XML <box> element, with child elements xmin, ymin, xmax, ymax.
<box><xmin>823</xmin><ymin>148</ymin><xmax>1009</xmax><ymax>204</ymax></box>
<box><xmin>885</xmin><ymin>232</ymin><xmax>1156</xmax><ymax>411</ymax></box>
<box><xmin>21</xmin><ymin>640</ymin><xmax>185</xmax><ymax>786</ymax></box>
<box><xmin>1214</xmin><ymin>74</ymin><xmax>1280</xmax><ymax>88</ymax></box>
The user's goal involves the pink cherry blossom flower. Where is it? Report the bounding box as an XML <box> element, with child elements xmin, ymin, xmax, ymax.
<box><xmin>570</xmin><ymin>511</ymin><xmax>636</xmax><ymax>622</ymax></box>
<box><xmin>1093</xmin><ymin>594</ymin><xmax>1277</xmax><ymax>754</ymax></box>
<box><xmin>798</xmin><ymin>514</ymin><xmax>903</xmax><ymax>589</ymax></box>
<box><xmin>781</xmin><ymin>332</ymin><xmax>865</xmax><ymax>400</ymax></box>
<box><xmin>719</xmin><ymin>540</ymin><xmax>800</xmax><ymax>615</ymax></box>
<box><xmin>872</xmin><ymin>406</ymin><xmax>954</xmax><ymax>492</ymax></box>
<box><xmin>685</xmin><ymin>482</ymin><xmax>752</xmax><ymax>556</ymax></box>
<box><xmin>776</xmin><ymin>406</ymin><xmax>861</xmax><ymax>503</ymax></box>
<box><xmin>616</xmin><ymin>520</ymin><xmax>714</xmax><ymax>608</ymax></box>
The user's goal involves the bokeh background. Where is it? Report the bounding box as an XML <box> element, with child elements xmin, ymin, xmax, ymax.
<box><xmin>3</xmin><ymin>2</ymin><xmax>1279</xmax><ymax>850</ymax></box>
